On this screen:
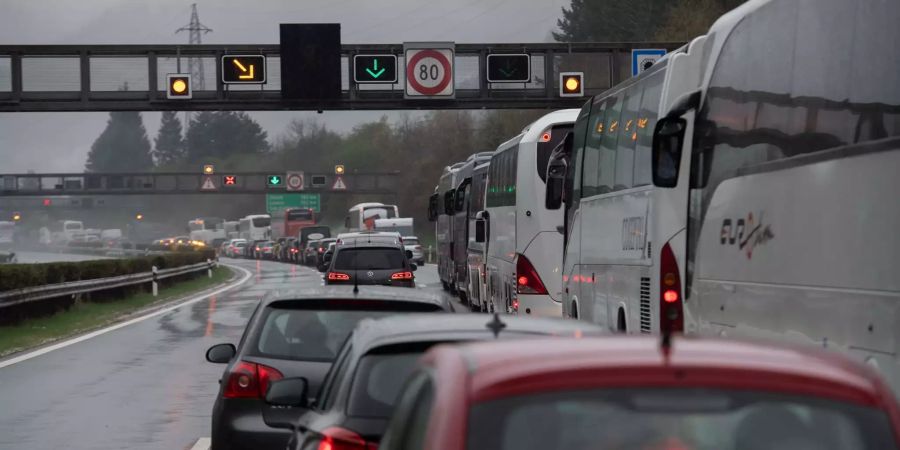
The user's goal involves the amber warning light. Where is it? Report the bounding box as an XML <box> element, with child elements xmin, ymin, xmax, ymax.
<box><xmin>167</xmin><ymin>74</ymin><xmax>192</xmax><ymax>99</ymax></box>
<box><xmin>560</xmin><ymin>72</ymin><xmax>584</xmax><ymax>97</ymax></box>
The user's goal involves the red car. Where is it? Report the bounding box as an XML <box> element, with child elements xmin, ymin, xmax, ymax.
<box><xmin>379</xmin><ymin>336</ymin><xmax>900</xmax><ymax>450</ymax></box>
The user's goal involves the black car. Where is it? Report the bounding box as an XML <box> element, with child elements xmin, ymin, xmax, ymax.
<box><xmin>266</xmin><ymin>314</ymin><xmax>604</xmax><ymax>450</ymax></box>
<box><xmin>308</xmin><ymin>238</ymin><xmax>336</xmax><ymax>266</ymax></box>
<box><xmin>321</xmin><ymin>235</ymin><xmax>417</xmax><ymax>288</ymax></box>
<box><xmin>204</xmin><ymin>287</ymin><xmax>454</xmax><ymax>450</ymax></box>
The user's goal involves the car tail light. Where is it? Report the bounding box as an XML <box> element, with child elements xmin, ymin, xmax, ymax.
<box><xmin>660</xmin><ymin>242</ymin><xmax>684</xmax><ymax>333</ymax></box>
<box><xmin>318</xmin><ymin>248</ymin><xmax>324</xmax><ymax>253</ymax></box>
<box><xmin>317</xmin><ymin>427</ymin><xmax>377</xmax><ymax>450</ymax></box>
<box><xmin>516</xmin><ymin>254</ymin><xmax>547</xmax><ymax>295</ymax></box>
<box><xmin>223</xmin><ymin>361</ymin><xmax>283</xmax><ymax>398</ymax></box>
<box><xmin>414</xmin><ymin>245</ymin><xmax>422</xmax><ymax>250</ymax></box>
<box><xmin>256</xmin><ymin>247</ymin><xmax>260</xmax><ymax>251</ymax></box>
<box><xmin>391</xmin><ymin>271</ymin><xmax>413</xmax><ymax>280</ymax></box>
<box><xmin>328</xmin><ymin>272</ymin><xmax>351</xmax><ymax>281</ymax></box>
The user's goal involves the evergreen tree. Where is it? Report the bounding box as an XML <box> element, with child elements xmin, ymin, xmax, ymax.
<box><xmin>185</xmin><ymin>111</ymin><xmax>269</xmax><ymax>162</ymax></box>
<box><xmin>85</xmin><ymin>111</ymin><xmax>154</xmax><ymax>172</ymax></box>
<box><xmin>153</xmin><ymin>111</ymin><xmax>185</xmax><ymax>166</ymax></box>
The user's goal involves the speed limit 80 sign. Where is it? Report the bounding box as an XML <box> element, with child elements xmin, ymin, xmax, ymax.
<box><xmin>404</xmin><ymin>42</ymin><xmax>455</xmax><ymax>98</ymax></box>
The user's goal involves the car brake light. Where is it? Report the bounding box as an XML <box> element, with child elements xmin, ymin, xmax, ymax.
<box><xmin>660</xmin><ymin>242</ymin><xmax>684</xmax><ymax>333</ymax></box>
<box><xmin>414</xmin><ymin>245</ymin><xmax>422</xmax><ymax>250</ymax></box>
<box><xmin>318</xmin><ymin>427</ymin><xmax>377</xmax><ymax>450</ymax></box>
<box><xmin>391</xmin><ymin>271</ymin><xmax>413</xmax><ymax>280</ymax></box>
<box><xmin>256</xmin><ymin>247</ymin><xmax>260</xmax><ymax>251</ymax></box>
<box><xmin>328</xmin><ymin>272</ymin><xmax>351</xmax><ymax>281</ymax></box>
<box><xmin>223</xmin><ymin>361</ymin><xmax>283</xmax><ymax>398</ymax></box>
<box><xmin>516</xmin><ymin>254</ymin><xmax>547</xmax><ymax>295</ymax></box>
<box><xmin>318</xmin><ymin>248</ymin><xmax>324</xmax><ymax>253</ymax></box>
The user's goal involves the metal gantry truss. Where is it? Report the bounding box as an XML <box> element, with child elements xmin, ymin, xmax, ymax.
<box><xmin>0</xmin><ymin>172</ymin><xmax>400</xmax><ymax>196</ymax></box>
<box><xmin>0</xmin><ymin>42</ymin><xmax>683</xmax><ymax>112</ymax></box>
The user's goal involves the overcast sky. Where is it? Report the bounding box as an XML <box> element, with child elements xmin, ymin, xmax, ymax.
<box><xmin>0</xmin><ymin>0</ymin><xmax>569</xmax><ymax>172</ymax></box>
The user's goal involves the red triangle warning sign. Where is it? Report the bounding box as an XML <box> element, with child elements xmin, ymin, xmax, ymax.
<box><xmin>200</xmin><ymin>176</ymin><xmax>217</xmax><ymax>190</ymax></box>
<box><xmin>332</xmin><ymin>176</ymin><xmax>346</xmax><ymax>190</ymax></box>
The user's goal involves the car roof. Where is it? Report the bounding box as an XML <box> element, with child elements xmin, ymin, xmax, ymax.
<box><xmin>260</xmin><ymin>286</ymin><xmax>452</xmax><ymax>311</ymax></box>
<box><xmin>337</xmin><ymin>236</ymin><xmax>402</xmax><ymax>248</ymax></box>
<box><xmin>349</xmin><ymin>314</ymin><xmax>604</xmax><ymax>357</ymax></box>
<box><xmin>434</xmin><ymin>336</ymin><xmax>891</xmax><ymax>407</ymax></box>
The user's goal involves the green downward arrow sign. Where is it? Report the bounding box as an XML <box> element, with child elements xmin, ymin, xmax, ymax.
<box><xmin>365</xmin><ymin>59</ymin><xmax>386</xmax><ymax>79</ymax></box>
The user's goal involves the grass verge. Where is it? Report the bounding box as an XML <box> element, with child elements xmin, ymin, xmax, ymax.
<box><xmin>0</xmin><ymin>266</ymin><xmax>233</xmax><ymax>357</ymax></box>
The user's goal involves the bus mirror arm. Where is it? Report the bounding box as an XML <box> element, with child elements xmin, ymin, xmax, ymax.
<box><xmin>665</xmin><ymin>90</ymin><xmax>701</xmax><ymax>119</ymax></box>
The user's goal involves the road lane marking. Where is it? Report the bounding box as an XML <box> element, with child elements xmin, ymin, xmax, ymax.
<box><xmin>189</xmin><ymin>437</ymin><xmax>211</xmax><ymax>450</ymax></box>
<box><xmin>0</xmin><ymin>264</ymin><xmax>252</xmax><ymax>370</ymax></box>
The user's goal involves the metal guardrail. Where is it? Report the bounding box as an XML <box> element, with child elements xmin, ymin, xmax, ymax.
<box><xmin>0</xmin><ymin>260</ymin><xmax>215</xmax><ymax>309</ymax></box>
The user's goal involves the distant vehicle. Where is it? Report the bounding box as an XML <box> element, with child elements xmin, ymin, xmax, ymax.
<box><xmin>298</xmin><ymin>225</ymin><xmax>331</xmax><ymax>249</ymax></box>
<box><xmin>345</xmin><ymin>202</ymin><xmax>399</xmax><ymax>232</ymax></box>
<box><xmin>225</xmin><ymin>239</ymin><xmax>247</xmax><ymax>258</ymax></box>
<box><xmin>0</xmin><ymin>221</ymin><xmax>14</xmax><ymax>250</ymax></box>
<box><xmin>283</xmin><ymin>208</ymin><xmax>316</xmax><ymax>239</ymax></box>
<box><xmin>372</xmin><ymin>217</ymin><xmax>414</xmax><ymax>237</ymax></box>
<box><xmin>466</xmin><ymin>160</ymin><xmax>491</xmax><ymax>311</ymax></box>
<box><xmin>274</xmin><ymin>314</ymin><xmax>603</xmax><ymax>450</ymax></box>
<box><xmin>321</xmin><ymin>234</ymin><xmax>416</xmax><ymax>288</ymax></box>
<box><xmin>246</xmin><ymin>239</ymin><xmax>269</xmax><ymax>259</ymax></box>
<box><xmin>303</xmin><ymin>240</ymin><xmax>320</xmax><ymax>266</ymax></box>
<box><xmin>258</xmin><ymin>241</ymin><xmax>276</xmax><ymax>260</ymax></box>
<box><xmin>51</xmin><ymin>220</ymin><xmax>83</xmax><ymax>244</ymax></box>
<box><xmin>239</xmin><ymin>214</ymin><xmax>272</xmax><ymax>242</ymax></box>
<box><xmin>307</xmin><ymin>238</ymin><xmax>336</xmax><ymax>267</ymax></box>
<box><xmin>401</xmin><ymin>235</ymin><xmax>425</xmax><ymax>265</ymax></box>
<box><xmin>450</xmin><ymin>152</ymin><xmax>494</xmax><ymax>305</ymax></box>
<box><xmin>189</xmin><ymin>217</ymin><xmax>226</xmax><ymax>245</ymax></box>
<box><xmin>429</xmin><ymin>163</ymin><xmax>463</xmax><ymax>292</ymax></box>
<box><xmin>482</xmin><ymin>109</ymin><xmax>578</xmax><ymax>317</ymax></box>
<box><xmin>222</xmin><ymin>221</ymin><xmax>240</xmax><ymax>240</ymax></box>
<box><xmin>380</xmin><ymin>336</ymin><xmax>900</xmax><ymax>450</ymax></box>
<box><xmin>204</xmin><ymin>287</ymin><xmax>453</xmax><ymax>450</ymax></box>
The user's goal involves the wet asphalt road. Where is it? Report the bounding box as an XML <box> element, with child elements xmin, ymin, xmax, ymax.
<box><xmin>0</xmin><ymin>258</ymin><xmax>459</xmax><ymax>450</ymax></box>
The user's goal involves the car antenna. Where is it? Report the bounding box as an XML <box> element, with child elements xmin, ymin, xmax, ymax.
<box><xmin>486</xmin><ymin>313</ymin><xmax>507</xmax><ymax>339</ymax></box>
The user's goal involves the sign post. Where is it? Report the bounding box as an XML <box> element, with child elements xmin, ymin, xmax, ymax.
<box><xmin>631</xmin><ymin>49</ymin><xmax>667</xmax><ymax>76</ymax></box>
<box><xmin>404</xmin><ymin>42</ymin><xmax>455</xmax><ymax>99</ymax></box>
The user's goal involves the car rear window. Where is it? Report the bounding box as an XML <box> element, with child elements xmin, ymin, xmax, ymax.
<box><xmin>468</xmin><ymin>388</ymin><xmax>896</xmax><ymax>450</ymax></box>
<box><xmin>347</xmin><ymin>352</ymin><xmax>422</xmax><ymax>418</ymax></box>
<box><xmin>404</xmin><ymin>238</ymin><xmax>419</xmax><ymax>245</ymax></box>
<box><xmin>334</xmin><ymin>247</ymin><xmax>405</xmax><ymax>270</ymax></box>
<box><xmin>254</xmin><ymin>309</ymin><xmax>394</xmax><ymax>362</ymax></box>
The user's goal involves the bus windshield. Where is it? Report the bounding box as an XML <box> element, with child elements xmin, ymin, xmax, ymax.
<box><xmin>252</xmin><ymin>217</ymin><xmax>271</xmax><ymax>227</ymax></box>
<box><xmin>287</xmin><ymin>209</ymin><xmax>314</xmax><ymax>221</ymax></box>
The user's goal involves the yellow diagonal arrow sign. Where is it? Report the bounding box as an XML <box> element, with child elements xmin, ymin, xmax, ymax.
<box><xmin>232</xmin><ymin>59</ymin><xmax>255</xmax><ymax>79</ymax></box>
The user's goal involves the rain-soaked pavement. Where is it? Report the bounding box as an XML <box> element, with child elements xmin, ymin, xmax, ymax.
<box><xmin>0</xmin><ymin>258</ymin><xmax>458</xmax><ymax>450</ymax></box>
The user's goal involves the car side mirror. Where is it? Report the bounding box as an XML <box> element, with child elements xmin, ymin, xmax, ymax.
<box><xmin>651</xmin><ymin>117</ymin><xmax>687</xmax><ymax>188</ymax></box>
<box><xmin>265</xmin><ymin>377</ymin><xmax>310</xmax><ymax>408</ymax></box>
<box><xmin>545</xmin><ymin>158</ymin><xmax>566</xmax><ymax>210</ymax></box>
<box><xmin>206</xmin><ymin>343</ymin><xmax>236</xmax><ymax>363</ymax></box>
<box><xmin>405</xmin><ymin>250</ymin><xmax>413</xmax><ymax>259</ymax></box>
<box><xmin>410</xmin><ymin>264</ymin><xmax>417</xmax><ymax>272</ymax></box>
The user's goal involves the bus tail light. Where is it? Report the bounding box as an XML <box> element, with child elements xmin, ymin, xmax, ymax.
<box><xmin>660</xmin><ymin>242</ymin><xmax>684</xmax><ymax>333</ymax></box>
<box><xmin>516</xmin><ymin>254</ymin><xmax>547</xmax><ymax>295</ymax></box>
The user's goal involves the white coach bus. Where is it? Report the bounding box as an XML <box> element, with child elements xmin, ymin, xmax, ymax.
<box><xmin>238</xmin><ymin>214</ymin><xmax>272</xmax><ymax>242</ymax></box>
<box><xmin>480</xmin><ymin>109</ymin><xmax>578</xmax><ymax>317</ymax></box>
<box><xmin>547</xmin><ymin>37</ymin><xmax>708</xmax><ymax>333</ymax></box>
<box><xmin>644</xmin><ymin>0</ymin><xmax>900</xmax><ymax>391</ymax></box>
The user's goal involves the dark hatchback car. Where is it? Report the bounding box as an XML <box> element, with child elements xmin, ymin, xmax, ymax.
<box><xmin>204</xmin><ymin>288</ymin><xmax>454</xmax><ymax>450</ymax></box>
<box><xmin>264</xmin><ymin>314</ymin><xmax>604</xmax><ymax>450</ymax></box>
<box><xmin>321</xmin><ymin>235</ymin><xmax>417</xmax><ymax>288</ymax></box>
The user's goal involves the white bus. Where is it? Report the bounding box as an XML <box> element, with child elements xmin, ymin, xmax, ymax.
<box><xmin>344</xmin><ymin>203</ymin><xmax>399</xmax><ymax>232</ymax></box>
<box><xmin>465</xmin><ymin>161</ymin><xmax>490</xmax><ymax>311</ymax></box>
<box><xmin>481</xmin><ymin>109</ymin><xmax>579</xmax><ymax>317</ymax></box>
<box><xmin>51</xmin><ymin>220</ymin><xmax>84</xmax><ymax>244</ymax></box>
<box><xmin>646</xmin><ymin>0</ymin><xmax>900</xmax><ymax>391</ymax></box>
<box><xmin>548</xmin><ymin>37</ymin><xmax>707</xmax><ymax>333</ymax></box>
<box><xmin>188</xmin><ymin>217</ymin><xmax>226</xmax><ymax>245</ymax></box>
<box><xmin>239</xmin><ymin>214</ymin><xmax>272</xmax><ymax>242</ymax></box>
<box><xmin>451</xmin><ymin>152</ymin><xmax>493</xmax><ymax>305</ymax></box>
<box><xmin>430</xmin><ymin>163</ymin><xmax>463</xmax><ymax>292</ymax></box>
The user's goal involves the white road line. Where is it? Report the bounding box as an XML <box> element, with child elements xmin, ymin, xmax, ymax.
<box><xmin>0</xmin><ymin>265</ymin><xmax>253</xmax><ymax>370</ymax></box>
<box><xmin>189</xmin><ymin>437</ymin><xmax>211</xmax><ymax>450</ymax></box>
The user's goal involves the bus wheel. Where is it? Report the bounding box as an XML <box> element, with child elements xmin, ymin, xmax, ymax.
<box><xmin>617</xmin><ymin>308</ymin><xmax>627</xmax><ymax>333</ymax></box>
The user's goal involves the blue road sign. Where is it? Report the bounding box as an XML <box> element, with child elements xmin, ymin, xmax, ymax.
<box><xmin>632</xmin><ymin>49</ymin><xmax>667</xmax><ymax>76</ymax></box>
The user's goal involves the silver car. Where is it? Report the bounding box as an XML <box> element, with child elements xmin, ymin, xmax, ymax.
<box><xmin>402</xmin><ymin>236</ymin><xmax>425</xmax><ymax>265</ymax></box>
